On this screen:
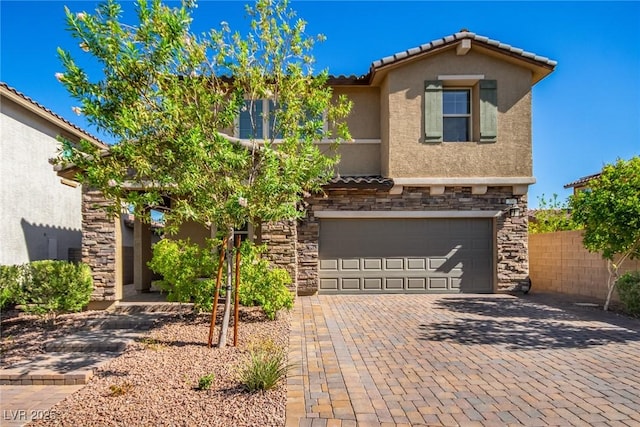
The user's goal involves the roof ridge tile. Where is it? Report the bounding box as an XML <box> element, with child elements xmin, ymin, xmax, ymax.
<box><xmin>367</xmin><ymin>31</ymin><xmax>557</xmax><ymax>75</ymax></box>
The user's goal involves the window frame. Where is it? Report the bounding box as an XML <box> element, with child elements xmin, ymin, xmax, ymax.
<box><xmin>235</xmin><ymin>99</ymin><xmax>329</xmax><ymax>141</ymax></box>
<box><xmin>442</xmin><ymin>87</ymin><xmax>472</xmax><ymax>143</ymax></box>
<box><xmin>236</xmin><ymin>99</ymin><xmax>270</xmax><ymax>140</ymax></box>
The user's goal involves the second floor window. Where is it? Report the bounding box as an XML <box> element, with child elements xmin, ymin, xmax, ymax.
<box><xmin>424</xmin><ymin>79</ymin><xmax>497</xmax><ymax>143</ymax></box>
<box><xmin>238</xmin><ymin>100</ymin><xmax>281</xmax><ymax>140</ymax></box>
<box><xmin>237</xmin><ymin>99</ymin><xmax>327</xmax><ymax>140</ymax></box>
<box><xmin>443</xmin><ymin>89</ymin><xmax>471</xmax><ymax>142</ymax></box>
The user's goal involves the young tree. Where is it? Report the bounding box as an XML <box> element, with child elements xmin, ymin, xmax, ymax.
<box><xmin>56</xmin><ymin>0</ymin><xmax>351</xmax><ymax>346</ymax></box>
<box><xmin>570</xmin><ymin>156</ymin><xmax>640</xmax><ymax>311</ymax></box>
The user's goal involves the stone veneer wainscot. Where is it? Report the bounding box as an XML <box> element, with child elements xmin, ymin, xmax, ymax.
<box><xmin>296</xmin><ymin>186</ymin><xmax>529</xmax><ymax>295</ymax></box>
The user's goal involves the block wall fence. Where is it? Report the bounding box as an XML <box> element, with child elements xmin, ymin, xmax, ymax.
<box><xmin>529</xmin><ymin>230</ymin><xmax>640</xmax><ymax>303</ymax></box>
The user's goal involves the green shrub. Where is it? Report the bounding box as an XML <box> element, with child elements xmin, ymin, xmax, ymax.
<box><xmin>239</xmin><ymin>243</ymin><xmax>293</xmax><ymax>320</ymax></box>
<box><xmin>147</xmin><ymin>238</ymin><xmax>220</xmax><ymax>312</ymax></box>
<box><xmin>237</xmin><ymin>340</ymin><xmax>292</xmax><ymax>392</ymax></box>
<box><xmin>197</xmin><ymin>373</ymin><xmax>215</xmax><ymax>390</ymax></box>
<box><xmin>529</xmin><ymin>194</ymin><xmax>580</xmax><ymax>234</ymax></box>
<box><xmin>149</xmin><ymin>238</ymin><xmax>293</xmax><ymax>319</ymax></box>
<box><xmin>0</xmin><ymin>265</ymin><xmax>23</xmax><ymax>310</ymax></box>
<box><xmin>617</xmin><ymin>271</ymin><xmax>640</xmax><ymax>316</ymax></box>
<box><xmin>18</xmin><ymin>261</ymin><xmax>93</xmax><ymax>318</ymax></box>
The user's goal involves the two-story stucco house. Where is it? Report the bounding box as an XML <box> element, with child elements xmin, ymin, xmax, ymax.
<box><xmin>0</xmin><ymin>82</ymin><xmax>106</xmax><ymax>266</ymax></box>
<box><xmin>294</xmin><ymin>30</ymin><xmax>556</xmax><ymax>295</ymax></box>
<box><xmin>60</xmin><ymin>31</ymin><xmax>556</xmax><ymax>307</ymax></box>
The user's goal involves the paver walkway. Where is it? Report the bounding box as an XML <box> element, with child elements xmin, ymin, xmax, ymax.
<box><xmin>285</xmin><ymin>294</ymin><xmax>640</xmax><ymax>427</ymax></box>
<box><xmin>1</xmin><ymin>385</ymin><xmax>83</xmax><ymax>427</ymax></box>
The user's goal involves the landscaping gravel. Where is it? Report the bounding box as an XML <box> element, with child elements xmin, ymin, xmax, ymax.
<box><xmin>1</xmin><ymin>310</ymin><xmax>107</xmax><ymax>367</ymax></box>
<box><xmin>3</xmin><ymin>308</ymin><xmax>290</xmax><ymax>427</ymax></box>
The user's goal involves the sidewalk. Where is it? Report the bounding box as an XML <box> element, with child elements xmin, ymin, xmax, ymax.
<box><xmin>1</xmin><ymin>385</ymin><xmax>84</xmax><ymax>427</ymax></box>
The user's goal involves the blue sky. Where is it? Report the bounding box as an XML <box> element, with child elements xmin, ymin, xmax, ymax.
<box><xmin>1</xmin><ymin>1</ymin><xmax>638</xmax><ymax>207</ymax></box>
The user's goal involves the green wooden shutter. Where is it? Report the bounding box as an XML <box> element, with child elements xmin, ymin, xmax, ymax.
<box><xmin>479</xmin><ymin>80</ymin><xmax>497</xmax><ymax>142</ymax></box>
<box><xmin>424</xmin><ymin>80</ymin><xmax>443</xmax><ymax>143</ymax></box>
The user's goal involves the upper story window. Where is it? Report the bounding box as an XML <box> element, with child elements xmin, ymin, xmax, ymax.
<box><xmin>237</xmin><ymin>100</ymin><xmax>281</xmax><ymax>140</ymax></box>
<box><xmin>443</xmin><ymin>89</ymin><xmax>471</xmax><ymax>142</ymax></box>
<box><xmin>237</xmin><ymin>99</ymin><xmax>327</xmax><ymax>140</ymax></box>
<box><xmin>424</xmin><ymin>78</ymin><xmax>497</xmax><ymax>143</ymax></box>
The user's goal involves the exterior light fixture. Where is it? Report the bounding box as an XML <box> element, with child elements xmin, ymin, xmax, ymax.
<box><xmin>505</xmin><ymin>198</ymin><xmax>520</xmax><ymax>217</ymax></box>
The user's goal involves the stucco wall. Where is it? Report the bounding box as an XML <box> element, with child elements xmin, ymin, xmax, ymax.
<box><xmin>332</xmin><ymin>86</ymin><xmax>380</xmax><ymax>140</ymax></box>
<box><xmin>529</xmin><ymin>230</ymin><xmax>640</xmax><ymax>302</ymax></box>
<box><xmin>319</xmin><ymin>142</ymin><xmax>381</xmax><ymax>176</ymax></box>
<box><xmin>0</xmin><ymin>97</ymin><xmax>82</xmax><ymax>265</ymax></box>
<box><xmin>380</xmin><ymin>77</ymin><xmax>390</xmax><ymax>177</ymax></box>
<box><xmin>383</xmin><ymin>49</ymin><xmax>533</xmax><ymax>178</ymax></box>
<box><xmin>172</xmin><ymin>221</ymin><xmax>210</xmax><ymax>246</ymax></box>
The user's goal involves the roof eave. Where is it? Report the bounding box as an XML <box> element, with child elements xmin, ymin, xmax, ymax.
<box><xmin>368</xmin><ymin>33</ymin><xmax>556</xmax><ymax>87</ymax></box>
<box><xmin>563</xmin><ymin>173</ymin><xmax>601</xmax><ymax>189</ymax></box>
<box><xmin>0</xmin><ymin>83</ymin><xmax>107</xmax><ymax>149</ymax></box>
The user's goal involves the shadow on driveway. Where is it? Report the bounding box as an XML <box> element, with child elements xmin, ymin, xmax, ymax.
<box><xmin>419</xmin><ymin>295</ymin><xmax>640</xmax><ymax>350</ymax></box>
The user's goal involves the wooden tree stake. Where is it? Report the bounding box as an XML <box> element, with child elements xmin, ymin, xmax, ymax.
<box><xmin>208</xmin><ymin>236</ymin><xmax>228</xmax><ymax>348</ymax></box>
<box><xmin>233</xmin><ymin>234</ymin><xmax>241</xmax><ymax>347</ymax></box>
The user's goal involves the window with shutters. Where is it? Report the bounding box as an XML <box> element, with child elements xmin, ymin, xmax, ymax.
<box><xmin>424</xmin><ymin>78</ymin><xmax>497</xmax><ymax>143</ymax></box>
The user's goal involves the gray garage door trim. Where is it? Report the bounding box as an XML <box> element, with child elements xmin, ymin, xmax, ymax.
<box><xmin>314</xmin><ymin>210</ymin><xmax>502</xmax><ymax>219</ymax></box>
<box><xmin>318</xmin><ymin>215</ymin><xmax>495</xmax><ymax>294</ymax></box>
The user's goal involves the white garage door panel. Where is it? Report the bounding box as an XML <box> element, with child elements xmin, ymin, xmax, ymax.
<box><xmin>318</xmin><ymin>218</ymin><xmax>493</xmax><ymax>294</ymax></box>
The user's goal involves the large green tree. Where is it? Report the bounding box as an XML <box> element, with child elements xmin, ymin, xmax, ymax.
<box><xmin>570</xmin><ymin>156</ymin><xmax>640</xmax><ymax>311</ymax></box>
<box><xmin>56</xmin><ymin>0</ymin><xmax>351</xmax><ymax>346</ymax></box>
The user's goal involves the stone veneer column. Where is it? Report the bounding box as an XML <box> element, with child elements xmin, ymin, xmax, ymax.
<box><xmin>296</xmin><ymin>213</ymin><xmax>319</xmax><ymax>296</ymax></box>
<box><xmin>261</xmin><ymin>220</ymin><xmax>298</xmax><ymax>295</ymax></box>
<box><xmin>496</xmin><ymin>195</ymin><xmax>530</xmax><ymax>291</ymax></box>
<box><xmin>82</xmin><ymin>188</ymin><xmax>119</xmax><ymax>308</ymax></box>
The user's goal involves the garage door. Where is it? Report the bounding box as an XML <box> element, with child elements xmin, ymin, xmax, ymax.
<box><xmin>318</xmin><ymin>218</ymin><xmax>492</xmax><ymax>293</ymax></box>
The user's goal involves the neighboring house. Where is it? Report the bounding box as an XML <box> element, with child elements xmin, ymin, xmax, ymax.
<box><xmin>58</xmin><ymin>31</ymin><xmax>556</xmax><ymax>306</ymax></box>
<box><xmin>564</xmin><ymin>172</ymin><xmax>601</xmax><ymax>194</ymax></box>
<box><xmin>0</xmin><ymin>82</ymin><xmax>106</xmax><ymax>265</ymax></box>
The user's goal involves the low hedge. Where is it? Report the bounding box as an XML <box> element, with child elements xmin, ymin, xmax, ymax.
<box><xmin>1</xmin><ymin>260</ymin><xmax>93</xmax><ymax>318</ymax></box>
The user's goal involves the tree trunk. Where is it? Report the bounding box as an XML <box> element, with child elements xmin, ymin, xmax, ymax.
<box><xmin>218</xmin><ymin>228</ymin><xmax>234</xmax><ymax>347</ymax></box>
<box><xmin>603</xmin><ymin>248</ymin><xmax>636</xmax><ymax>311</ymax></box>
<box><xmin>603</xmin><ymin>259</ymin><xmax>617</xmax><ymax>311</ymax></box>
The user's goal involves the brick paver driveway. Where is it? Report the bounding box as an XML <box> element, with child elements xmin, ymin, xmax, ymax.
<box><xmin>285</xmin><ymin>294</ymin><xmax>640</xmax><ymax>427</ymax></box>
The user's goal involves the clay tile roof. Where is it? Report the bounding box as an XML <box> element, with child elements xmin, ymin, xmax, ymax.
<box><xmin>369</xmin><ymin>30</ymin><xmax>557</xmax><ymax>72</ymax></box>
<box><xmin>0</xmin><ymin>81</ymin><xmax>107</xmax><ymax>148</ymax></box>
<box><xmin>564</xmin><ymin>173</ymin><xmax>601</xmax><ymax>189</ymax></box>
<box><xmin>325</xmin><ymin>175</ymin><xmax>394</xmax><ymax>188</ymax></box>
